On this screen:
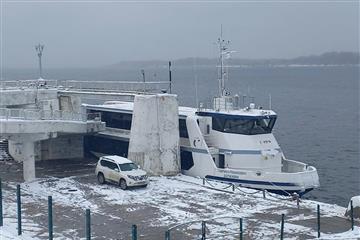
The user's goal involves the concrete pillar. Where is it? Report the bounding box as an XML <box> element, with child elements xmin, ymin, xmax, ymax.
<box><xmin>22</xmin><ymin>141</ymin><xmax>36</xmax><ymax>181</ymax></box>
<box><xmin>128</xmin><ymin>94</ymin><xmax>180</xmax><ymax>175</ymax></box>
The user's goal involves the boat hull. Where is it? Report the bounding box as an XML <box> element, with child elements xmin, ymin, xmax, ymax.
<box><xmin>205</xmin><ymin>174</ymin><xmax>315</xmax><ymax>196</ymax></box>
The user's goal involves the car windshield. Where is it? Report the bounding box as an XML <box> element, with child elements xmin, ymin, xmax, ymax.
<box><xmin>119</xmin><ymin>163</ymin><xmax>138</xmax><ymax>171</ymax></box>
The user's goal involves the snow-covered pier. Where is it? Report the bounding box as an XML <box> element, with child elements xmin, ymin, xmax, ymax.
<box><xmin>0</xmin><ymin>159</ymin><xmax>358</xmax><ymax>239</ymax></box>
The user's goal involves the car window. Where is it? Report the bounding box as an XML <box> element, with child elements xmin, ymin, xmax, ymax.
<box><xmin>100</xmin><ymin>160</ymin><xmax>119</xmax><ymax>171</ymax></box>
<box><xmin>108</xmin><ymin>162</ymin><xmax>119</xmax><ymax>171</ymax></box>
<box><xmin>119</xmin><ymin>163</ymin><xmax>138</xmax><ymax>171</ymax></box>
<box><xmin>100</xmin><ymin>160</ymin><xmax>108</xmax><ymax>167</ymax></box>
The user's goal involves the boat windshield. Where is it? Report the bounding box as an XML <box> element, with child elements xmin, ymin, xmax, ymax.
<box><xmin>119</xmin><ymin>163</ymin><xmax>138</xmax><ymax>171</ymax></box>
<box><xmin>212</xmin><ymin>115</ymin><xmax>276</xmax><ymax>135</ymax></box>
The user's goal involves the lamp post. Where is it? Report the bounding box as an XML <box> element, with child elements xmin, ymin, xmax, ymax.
<box><xmin>35</xmin><ymin>44</ymin><xmax>44</xmax><ymax>79</ymax></box>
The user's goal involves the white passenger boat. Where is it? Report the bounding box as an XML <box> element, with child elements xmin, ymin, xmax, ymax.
<box><xmin>84</xmin><ymin>35</ymin><xmax>320</xmax><ymax>196</ymax></box>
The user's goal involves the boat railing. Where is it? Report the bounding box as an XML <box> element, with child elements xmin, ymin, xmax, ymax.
<box><xmin>281</xmin><ymin>159</ymin><xmax>310</xmax><ymax>173</ymax></box>
<box><xmin>0</xmin><ymin>108</ymin><xmax>102</xmax><ymax>122</ymax></box>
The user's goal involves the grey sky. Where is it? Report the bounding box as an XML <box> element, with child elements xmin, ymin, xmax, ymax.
<box><xmin>1</xmin><ymin>1</ymin><xmax>359</xmax><ymax>68</ymax></box>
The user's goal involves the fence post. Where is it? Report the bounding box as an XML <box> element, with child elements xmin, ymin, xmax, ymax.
<box><xmin>239</xmin><ymin>218</ymin><xmax>243</xmax><ymax>240</ymax></box>
<box><xmin>165</xmin><ymin>230</ymin><xmax>170</xmax><ymax>240</ymax></box>
<box><xmin>17</xmin><ymin>184</ymin><xmax>22</xmax><ymax>235</ymax></box>
<box><xmin>262</xmin><ymin>190</ymin><xmax>266</xmax><ymax>199</ymax></box>
<box><xmin>296</xmin><ymin>194</ymin><xmax>300</xmax><ymax>209</ymax></box>
<box><xmin>280</xmin><ymin>214</ymin><xmax>284</xmax><ymax>240</ymax></box>
<box><xmin>351</xmin><ymin>200</ymin><xmax>354</xmax><ymax>231</ymax></box>
<box><xmin>203</xmin><ymin>178</ymin><xmax>205</xmax><ymax>186</ymax></box>
<box><xmin>201</xmin><ymin>221</ymin><xmax>206</xmax><ymax>240</ymax></box>
<box><xmin>132</xmin><ymin>224</ymin><xmax>137</xmax><ymax>240</ymax></box>
<box><xmin>0</xmin><ymin>178</ymin><xmax>3</xmax><ymax>227</ymax></box>
<box><xmin>232</xmin><ymin>184</ymin><xmax>235</xmax><ymax>192</ymax></box>
<box><xmin>85</xmin><ymin>209</ymin><xmax>91</xmax><ymax>240</ymax></box>
<box><xmin>317</xmin><ymin>204</ymin><xmax>320</xmax><ymax>238</ymax></box>
<box><xmin>48</xmin><ymin>196</ymin><xmax>53</xmax><ymax>240</ymax></box>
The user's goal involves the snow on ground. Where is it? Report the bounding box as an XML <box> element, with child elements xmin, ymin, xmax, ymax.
<box><xmin>0</xmin><ymin>189</ymin><xmax>50</xmax><ymax>240</ymax></box>
<box><xmin>319</xmin><ymin>226</ymin><xmax>360</xmax><ymax>239</ymax></box>
<box><xmin>1</xmin><ymin>174</ymin><xmax>359</xmax><ymax>239</ymax></box>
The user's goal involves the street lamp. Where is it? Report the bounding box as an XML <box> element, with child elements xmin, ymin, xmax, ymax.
<box><xmin>35</xmin><ymin>44</ymin><xmax>44</xmax><ymax>79</ymax></box>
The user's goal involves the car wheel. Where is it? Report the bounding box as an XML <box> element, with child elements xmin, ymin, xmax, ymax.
<box><xmin>119</xmin><ymin>179</ymin><xmax>127</xmax><ymax>190</ymax></box>
<box><xmin>97</xmin><ymin>173</ymin><xmax>105</xmax><ymax>184</ymax></box>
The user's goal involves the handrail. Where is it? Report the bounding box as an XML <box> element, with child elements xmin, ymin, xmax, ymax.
<box><xmin>0</xmin><ymin>79</ymin><xmax>171</xmax><ymax>93</ymax></box>
<box><xmin>0</xmin><ymin>108</ymin><xmax>101</xmax><ymax>122</ymax></box>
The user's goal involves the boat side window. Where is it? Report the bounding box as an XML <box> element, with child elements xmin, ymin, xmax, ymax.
<box><xmin>212</xmin><ymin>116</ymin><xmax>276</xmax><ymax>135</ymax></box>
<box><xmin>224</xmin><ymin>119</ymin><xmax>253</xmax><ymax>135</ymax></box>
<box><xmin>212</xmin><ymin>117</ymin><xmax>225</xmax><ymax>132</ymax></box>
<box><xmin>179</xmin><ymin>119</ymin><xmax>189</xmax><ymax>138</ymax></box>
<box><xmin>96</xmin><ymin>111</ymin><xmax>132</xmax><ymax>130</ymax></box>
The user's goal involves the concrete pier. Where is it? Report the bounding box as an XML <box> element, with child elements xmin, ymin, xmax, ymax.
<box><xmin>128</xmin><ymin>94</ymin><xmax>180</xmax><ymax>175</ymax></box>
<box><xmin>21</xmin><ymin>141</ymin><xmax>36</xmax><ymax>181</ymax></box>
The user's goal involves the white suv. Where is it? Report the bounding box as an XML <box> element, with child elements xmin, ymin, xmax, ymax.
<box><xmin>95</xmin><ymin>155</ymin><xmax>149</xmax><ymax>190</ymax></box>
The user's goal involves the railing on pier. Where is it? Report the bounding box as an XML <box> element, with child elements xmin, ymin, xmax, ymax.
<box><xmin>0</xmin><ymin>108</ymin><xmax>101</xmax><ymax>122</ymax></box>
<box><xmin>62</xmin><ymin>80</ymin><xmax>170</xmax><ymax>93</ymax></box>
<box><xmin>0</xmin><ymin>79</ymin><xmax>58</xmax><ymax>90</ymax></box>
<box><xmin>0</xmin><ymin>79</ymin><xmax>171</xmax><ymax>93</ymax></box>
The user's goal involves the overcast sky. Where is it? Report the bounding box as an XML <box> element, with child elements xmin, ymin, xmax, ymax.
<box><xmin>1</xmin><ymin>1</ymin><xmax>359</xmax><ymax>68</ymax></box>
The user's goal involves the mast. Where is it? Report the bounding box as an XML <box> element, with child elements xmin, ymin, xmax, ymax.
<box><xmin>217</xmin><ymin>25</ymin><xmax>230</xmax><ymax>97</ymax></box>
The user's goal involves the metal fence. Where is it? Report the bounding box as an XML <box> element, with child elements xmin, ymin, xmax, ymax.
<box><xmin>0</xmin><ymin>179</ymin><xmax>356</xmax><ymax>240</ymax></box>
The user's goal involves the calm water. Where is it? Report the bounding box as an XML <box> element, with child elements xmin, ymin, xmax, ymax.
<box><xmin>3</xmin><ymin>65</ymin><xmax>359</xmax><ymax>206</ymax></box>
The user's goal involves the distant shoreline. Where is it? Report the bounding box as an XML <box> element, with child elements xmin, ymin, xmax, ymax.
<box><xmin>107</xmin><ymin>51</ymin><xmax>360</xmax><ymax>69</ymax></box>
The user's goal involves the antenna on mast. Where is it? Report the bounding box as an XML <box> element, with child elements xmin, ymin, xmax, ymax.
<box><xmin>217</xmin><ymin>25</ymin><xmax>231</xmax><ymax>97</ymax></box>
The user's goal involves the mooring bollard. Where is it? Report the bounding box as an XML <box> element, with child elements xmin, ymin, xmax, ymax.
<box><xmin>132</xmin><ymin>224</ymin><xmax>137</xmax><ymax>240</ymax></box>
<box><xmin>17</xmin><ymin>184</ymin><xmax>22</xmax><ymax>235</ymax></box>
<box><xmin>292</xmin><ymin>193</ymin><xmax>300</xmax><ymax>209</ymax></box>
<box><xmin>201</xmin><ymin>221</ymin><xmax>206</xmax><ymax>240</ymax></box>
<box><xmin>317</xmin><ymin>204</ymin><xmax>320</xmax><ymax>238</ymax></box>
<box><xmin>262</xmin><ymin>190</ymin><xmax>266</xmax><ymax>199</ymax></box>
<box><xmin>0</xmin><ymin>178</ymin><xmax>3</xmax><ymax>227</ymax></box>
<box><xmin>351</xmin><ymin>200</ymin><xmax>354</xmax><ymax>231</ymax></box>
<box><xmin>165</xmin><ymin>230</ymin><xmax>170</xmax><ymax>240</ymax></box>
<box><xmin>85</xmin><ymin>209</ymin><xmax>91</xmax><ymax>240</ymax></box>
<box><xmin>239</xmin><ymin>218</ymin><xmax>243</xmax><ymax>240</ymax></box>
<box><xmin>280</xmin><ymin>214</ymin><xmax>284</xmax><ymax>240</ymax></box>
<box><xmin>48</xmin><ymin>196</ymin><xmax>53</xmax><ymax>240</ymax></box>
